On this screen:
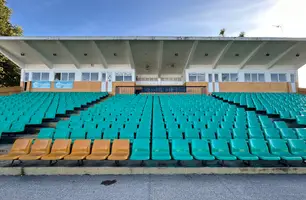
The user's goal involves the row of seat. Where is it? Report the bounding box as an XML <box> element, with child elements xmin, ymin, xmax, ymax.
<box><xmin>37</xmin><ymin>126</ymin><xmax>306</xmax><ymax>141</ymax></box>
<box><xmin>2</xmin><ymin>138</ymin><xmax>306</xmax><ymax>162</ymax></box>
<box><xmin>0</xmin><ymin>92</ymin><xmax>108</xmax><ymax>137</ymax></box>
<box><xmin>0</xmin><ymin>139</ymin><xmax>129</xmax><ymax>162</ymax></box>
<box><xmin>213</xmin><ymin>92</ymin><xmax>306</xmax><ymax>125</ymax></box>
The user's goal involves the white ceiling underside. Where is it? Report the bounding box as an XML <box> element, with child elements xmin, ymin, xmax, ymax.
<box><xmin>0</xmin><ymin>37</ymin><xmax>305</xmax><ymax>76</ymax></box>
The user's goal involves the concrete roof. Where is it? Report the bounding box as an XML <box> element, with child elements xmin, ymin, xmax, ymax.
<box><xmin>0</xmin><ymin>36</ymin><xmax>305</xmax><ymax>75</ymax></box>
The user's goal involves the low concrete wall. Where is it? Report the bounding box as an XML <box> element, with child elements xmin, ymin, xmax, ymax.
<box><xmin>0</xmin><ymin>86</ymin><xmax>22</xmax><ymax>96</ymax></box>
<box><xmin>1</xmin><ymin>167</ymin><xmax>306</xmax><ymax>175</ymax></box>
<box><xmin>298</xmin><ymin>88</ymin><xmax>306</xmax><ymax>94</ymax></box>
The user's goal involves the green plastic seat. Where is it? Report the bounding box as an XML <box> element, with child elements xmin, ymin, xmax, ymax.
<box><xmin>103</xmin><ymin>128</ymin><xmax>119</xmax><ymax>140</ymax></box>
<box><xmin>296</xmin><ymin>116</ymin><xmax>306</xmax><ymax>125</ymax></box>
<box><xmin>263</xmin><ymin>128</ymin><xmax>281</xmax><ymax>139</ymax></box>
<box><xmin>295</xmin><ymin>129</ymin><xmax>306</xmax><ymax>139</ymax></box>
<box><xmin>56</xmin><ymin>120</ymin><xmax>70</xmax><ymax>130</ymax></box>
<box><xmin>119</xmin><ymin>128</ymin><xmax>135</xmax><ymax>140</ymax></box>
<box><xmin>287</xmin><ymin>139</ymin><xmax>306</xmax><ymax>159</ymax></box>
<box><xmin>248</xmin><ymin>128</ymin><xmax>264</xmax><ymax>139</ymax></box>
<box><xmin>130</xmin><ymin>139</ymin><xmax>150</xmax><ymax>160</ymax></box>
<box><xmin>53</xmin><ymin>127</ymin><xmax>70</xmax><ymax>139</ymax></box>
<box><xmin>37</xmin><ymin>128</ymin><xmax>55</xmax><ymax>139</ymax></box>
<box><xmin>70</xmin><ymin>129</ymin><xmax>86</xmax><ymax>142</ymax></box>
<box><xmin>172</xmin><ymin>139</ymin><xmax>193</xmax><ymax>160</ymax></box>
<box><xmin>216</xmin><ymin>129</ymin><xmax>232</xmax><ymax>140</ymax></box>
<box><xmin>229</xmin><ymin>139</ymin><xmax>258</xmax><ymax>160</ymax></box>
<box><xmin>86</xmin><ymin>128</ymin><xmax>102</xmax><ymax>141</ymax></box>
<box><xmin>211</xmin><ymin>139</ymin><xmax>236</xmax><ymax>160</ymax></box>
<box><xmin>267</xmin><ymin>139</ymin><xmax>302</xmax><ymax>161</ymax></box>
<box><xmin>9</xmin><ymin>121</ymin><xmax>25</xmax><ymax>132</ymax></box>
<box><xmin>136</xmin><ymin>127</ymin><xmax>150</xmax><ymax>139</ymax></box>
<box><xmin>168</xmin><ymin>128</ymin><xmax>183</xmax><ymax>140</ymax></box>
<box><xmin>200</xmin><ymin>128</ymin><xmax>216</xmax><ymax>140</ymax></box>
<box><xmin>0</xmin><ymin>121</ymin><xmax>11</xmax><ymax>135</ymax></box>
<box><xmin>152</xmin><ymin>139</ymin><xmax>171</xmax><ymax>160</ymax></box>
<box><xmin>152</xmin><ymin>128</ymin><xmax>167</xmax><ymax>139</ymax></box>
<box><xmin>249</xmin><ymin>139</ymin><xmax>280</xmax><ymax>160</ymax></box>
<box><xmin>274</xmin><ymin>121</ymin><xmax>288</xmax><ymax>129</ymax></box>
<box><xmin>279</xmin><ymin>128</ymin><xmax>297</xmax><ymax>139</ymax></box>
<box><xmin>232</xmin><ymin>128</ymin><xmax>248</xmax><ymax>139</ymax></box>
<box><xmin>191</xmin><ymin>139</ymin><xmax>215</xmax><ymax>160</ymax></box>
<box><xmin>184</xmin><ymin>128</ymin><xmax>200</xmax><ymax>141</ymax></box>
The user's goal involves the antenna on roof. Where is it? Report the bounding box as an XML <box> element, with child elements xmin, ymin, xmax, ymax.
<box><xmin>272</xmin><ymin>25</ymin><xmax>284</xmax><ymax>36</ymax></box>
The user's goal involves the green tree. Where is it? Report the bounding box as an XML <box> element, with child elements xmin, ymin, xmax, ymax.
<box><xmin>0</xmin><ymin>0</ymin><xmax>23</xmax><ymax>87</ymax></box>
<box><xmin>239</xmin><ymin>31</ymin><xmax>245</xmax><ymax>37</ymax></box>
<box><xmin>219</xmin><ymin>28</ymin><xmax>226</xmax><ymax>37</ymax></box>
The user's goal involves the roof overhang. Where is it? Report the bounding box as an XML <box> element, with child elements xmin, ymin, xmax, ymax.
<box><xmin>0</xmin><ymin>36</ymin><xmax>305</xmax><ymax>76</ymax></box>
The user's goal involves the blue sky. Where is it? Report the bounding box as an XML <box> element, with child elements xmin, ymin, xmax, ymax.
<box><xmin>6</xmin><ymin>0</ymin><xmax>306</xmax><ymax>87</ymax></box>
<box><xmin>7</xmin><ymin>0</ymin><xmax>276</xmax><ymax>36</ymax></box>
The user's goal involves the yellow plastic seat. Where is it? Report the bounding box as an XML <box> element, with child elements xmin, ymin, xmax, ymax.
<box><xmin>108</xmin><ymin>139</ymin><xmax>130</xmax><ymax>160</ymax></box>
<box><xmin>86</xmin><ymin>140</ymin><xmax>110</xmax><ymax>160</ymax></box>
<box><xmin>19</xmin><ymin>139</ymin><xmax>52</xmax><ymax>160</ymax></box>
<box><xmin>0</xmin><ymin>139</ymin><xmax>32</xmax><ymax>161</ymax></box>
<box><xmin>64</xmin><ymin>140</ymin><xmax>91</xmax><ymax>160</ymax></box>
<box><xmin>41</xmin><ymin>139</ymin><xmax>71</xmax><ymax>160</ymax></box>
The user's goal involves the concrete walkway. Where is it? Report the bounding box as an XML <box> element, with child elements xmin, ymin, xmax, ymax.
<box><xmin>1</xmin><ymin>174</ymin><xmax>306</xmax><ymax>200</ymax></box>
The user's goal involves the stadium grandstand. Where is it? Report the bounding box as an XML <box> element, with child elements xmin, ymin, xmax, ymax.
<box><xmin>0</xmin><ymin>36</ymin><xmax>306</xmax><ymax>171</ymax></box>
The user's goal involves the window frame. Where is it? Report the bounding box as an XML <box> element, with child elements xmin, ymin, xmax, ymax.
<box><xmin>188</xmin><ymin>73</ymin><xmax>205</xmax><ymax>82</ymax></box>
<box><xmin>31</xmin><ymin>72</ymin><xmax>50</xmax><ymax>81</ymax></box>
<box><xmin>270</xmin><ymin>73</ymin><xmax>287</xmax><ymax>82</ymax></box>
<box><xmin>54</xmin><ymin>72</ymin><xmax>75</xmax><ymax>81</ymax></box>
<box><xmin>245</xmin><ymin>73</ymin><xmax>265</xmax><ymax>82</ymax></box>
<box><xmin>81</xmin><ymin>72</ymin><xmax>99</xmax><ymax>81</ymax></box>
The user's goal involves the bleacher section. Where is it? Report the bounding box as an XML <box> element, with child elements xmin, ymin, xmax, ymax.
<box><xmin>213</xmin><ymin>93</ymin><xmax>306</xmax><ymax>125</ymax></box>
<box><xmin>6</xmin><ymin>93</ymin><xmax>302</xmax><ymax>166</ymax></box>
<box><xmin>0</xmin><ymin>92</ymin><xmax>108</xmax><ymax>138</ymax></box>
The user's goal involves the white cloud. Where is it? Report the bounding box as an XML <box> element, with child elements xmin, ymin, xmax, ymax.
<box><xmin>132</xmin><ymin>0</ymin><xmax>306</xmax><ymax>87</ymax></box>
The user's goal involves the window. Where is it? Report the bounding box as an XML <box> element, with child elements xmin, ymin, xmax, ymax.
<box><xmin>41</xmin><ymin>73</ymin><xmax>49</xmax><ymax>81</ymax></box>
<box><xmin>279</xmin><ymin>74</ymin><xmax>286</xmax><ymax>82</ymax></box>
<box><xmin>198</xmin><ymin>73</ymin><xmax>205</xmax><ymax>81</ymax></box>
<box><xmin>115</xmin><ymin>72</ymin><xmax>132</xmax><ymax>81</ymax></box>
<box><xmin>258</xmin><ymin>74</ymin><xmax>265</xmax><ymax>82</ymax></box>
<box><xmin>124</xmin><ymin>72</ymin><xmax>132</xmax><ymax>81</ymax></box>
<box><xmin>188</xmin><ymin>73</ymin><xmax>205</xmax><ymax>82</ymax></box>
<box><xmin>271</xmin><ymin>73</ymin><xmax>287</xmax><ymax>82</ymax></box>
<box><xmin>244</xmin><ymin>73</ymin><xmax>265</xmax><ymax>82</ymax></box>
<box><xmin>54</xmin><ymin>73</ymin><xmax>61</xmax><ymax>81</ymax></box>
<box><xmin>24</xmin><ymin>73</ymin><xmax>29</xmax><ymax>81</ymax></box>
<box><xmin>101</xmin><ymin>73</ymin><xmax>106</xmax><ymax>82</ymax></box>
<box><xmin>115</xmin><ymin>72</ymin><xmax>124</xmax><ymax>81</ymax></box>
<box><xmin>222</xmin><ymin>73</ymin><xmax>229</xmax><ymax>82</ymax></box>
<box><xmin>271</xmin><ymin>73</ymin><xmax>278</xmax><ymax>82</ymax></box>
<box><xmin>82</xmin><ymin>72</ymin><xmax>99</xmax><ymax>81</ymax></box>
<box><xmin>189</xmin><ymin>73</ymin><xmax>197</xmax><ymax>82</ymax></box>
<box><xmin>54</xmin><ymin>72</ymin><xmax>75</xmax><ymax>81</ymax></box>
<box><xmin>32</xmin><ymin>72</ymin><xmax>49</xmax><ymax>81</ymax></box>
<box><xmin>82</xmin><ymin>73</ymin><xmax>90</xmax><ymax>81</ymax></box>
<box><xmin>245</xmin><ymin>73</ymin><xmax>251</xmax><ymax>82</ymax></box>
<box><xmin>290</xmin><ymin>74</ymin><xmax>295</xmax><ymax>83</ymax></box>
<box><xmin>91</xmin><ymin>73</ymin><xmax>98</xmax><ymax>81</ymax></box>
<box><xmin>208</xmin><ymin>74</ymin><xmax>212</xmax><ymax>82</ymax></box>
<box><xmin>251</xmin><ymin>74</ymin><xmax>257</xmax><ymax>82</ymax></box>
<box><xmin>32</xmin><ymin>73</ymin><xmax>40</xmax><ymax>81</ymax></box>
<box><xmin>214</xmin><ymin>74</ymin><xmax>219</xmax><ymax>82</ymax></box>
<box><xmin>230</xmin><ymin>73</ymin><xmax>238</xmax><ymax>82</ymax></box>
<box><xmin>222</xmin><ymin>73</ymin><xmax>238</xmax><ymax>82</ymax></box>
<box><xmin>68</xmin><ymin>73</ymin><xmax>75</xmax><ymax>81</ymax></box>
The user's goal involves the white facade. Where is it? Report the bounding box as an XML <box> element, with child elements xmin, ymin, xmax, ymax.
<box><xmin>0</xmin><ymin>36</ymin><xmax>305</xmax><ymax>92</ymax></box>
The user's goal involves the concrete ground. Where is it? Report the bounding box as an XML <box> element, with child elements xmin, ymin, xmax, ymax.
<box><xmin>0</xmin><ymin>174</ymin><xmax>305</xmax><ymax>200</ymax></box>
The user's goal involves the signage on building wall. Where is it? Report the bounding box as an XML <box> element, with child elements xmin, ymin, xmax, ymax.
<box><xmin>54</xmin><ymin>81</ymin><xmax>74</xmax><ymax>89</ymax></box>
<box><xmin>32</xmin><ymin>81</ymin><xmax>51</xmax><ymax>89</ymax></box>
